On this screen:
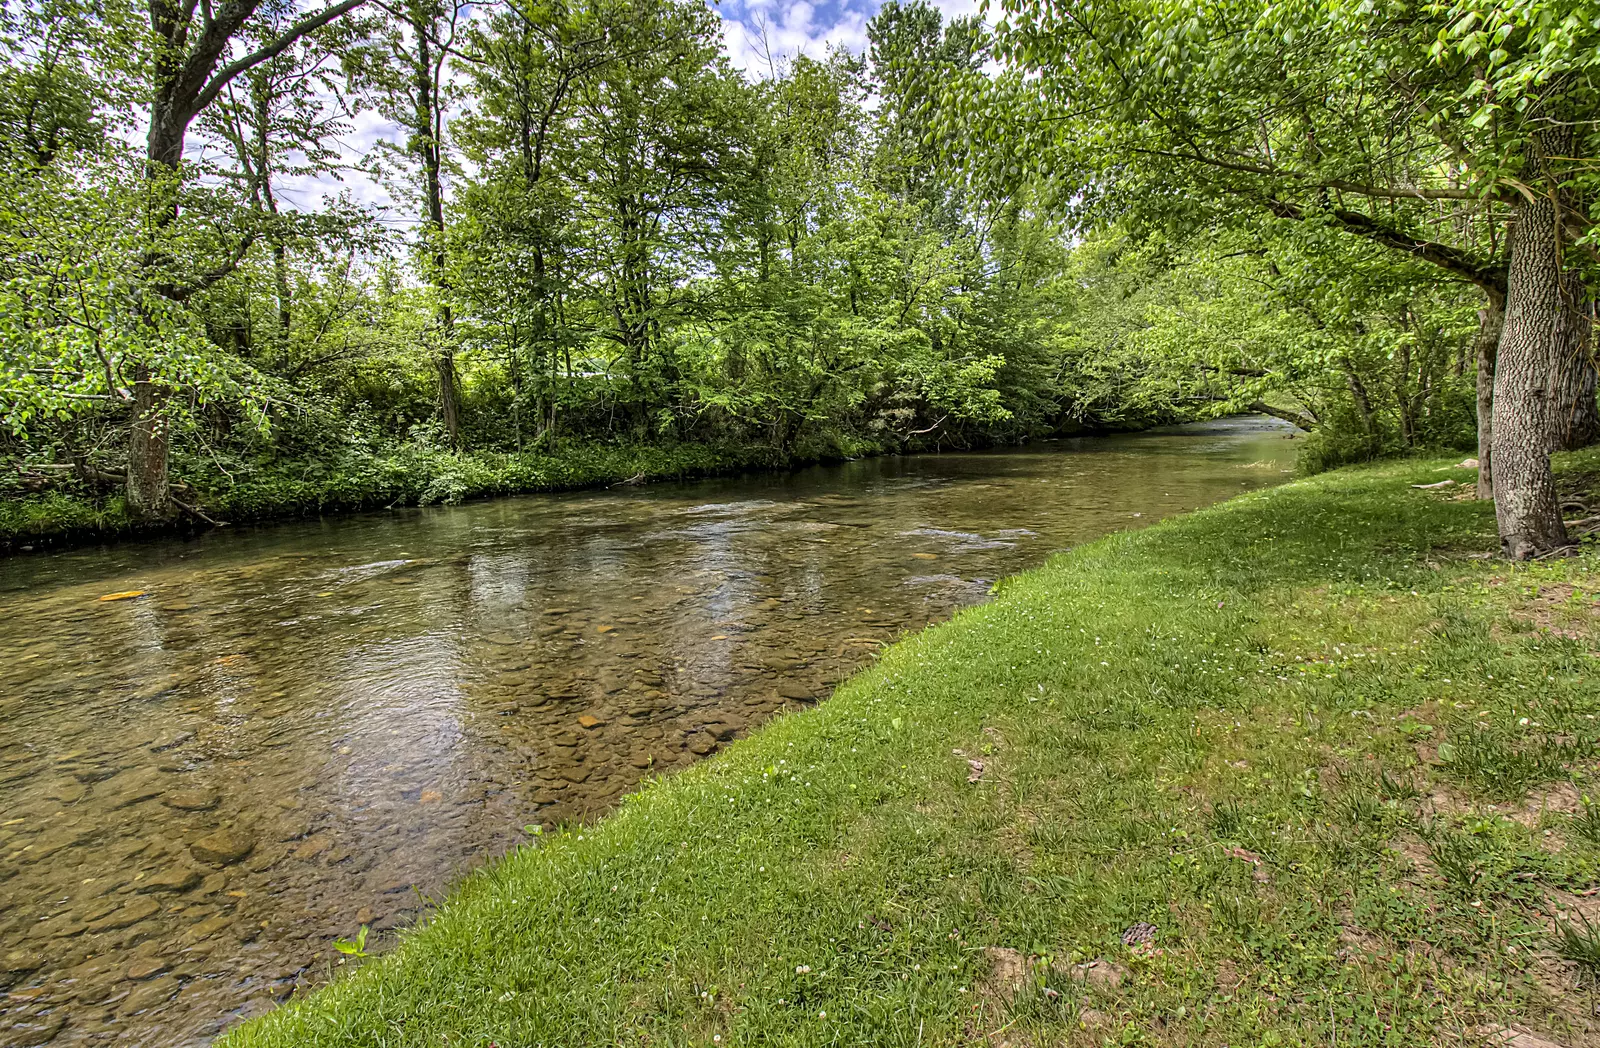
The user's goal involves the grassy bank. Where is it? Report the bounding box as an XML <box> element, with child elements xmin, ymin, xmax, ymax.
<box><xmin>0</xmin><ymin>438</ymin><xmax>878</xmax><ymax>552</ymax></box>
<box><xmin>223</xmin><ymin>455</ymin><xmax>1600</xmax><ymax>1048</ymax></box>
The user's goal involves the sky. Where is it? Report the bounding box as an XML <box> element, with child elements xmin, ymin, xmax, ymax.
<box><xmin>260</xmin><ymin>0</ymin><xmax>982</xmax><ymax>223</ymax></box>
<box><xmin>716</xmin><ymin>0</ymin><xmax>977</xmax><ymax>75</ymax></box>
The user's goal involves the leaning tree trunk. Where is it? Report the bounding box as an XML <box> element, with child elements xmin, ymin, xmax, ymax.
<box><xmin>1490</xmin><ymin>124</ymin><xmax>1589</xmax><ymax>559</ymax></box>
<box><xmin>1473</xmin><ymin>291</ymin><xmax>1504</xmax><ymax>500</ymax></box>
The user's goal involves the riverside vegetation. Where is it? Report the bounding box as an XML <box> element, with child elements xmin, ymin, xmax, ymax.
<box><xmin>218</xmin><ymin>452</ymin><xmax>1600</xmax><ymax>1047</ymax></box>
<box><xmin>4</xmin><ymin>0</ymin><xmax>1600</xmax><ymax>1041</ymax></box>
<box><xmin>14</xmin><ymin>0</ymin><xmax>1600</xmax><ymax>557</ymax></box>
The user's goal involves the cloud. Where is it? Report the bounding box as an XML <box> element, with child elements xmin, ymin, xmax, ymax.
<box><xmin>274</xmin><ymin>108</ymin><xmax>405</xmax><ymax>220</ymax></box>
<box><xmin>716</xmin><ymin>0</ymin><xmax>871</xmax><ymax>76</ymax></box>
<box><xmin>717</xmin><ymin>0</ymin><xmax>989</xmax><ymax>76</ymax></box>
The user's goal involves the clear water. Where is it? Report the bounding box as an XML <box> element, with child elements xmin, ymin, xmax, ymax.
<box><xmin>0</xmin><ymin>418</ymin><xmax>1297</xmax><ymax>1046</ymax></box>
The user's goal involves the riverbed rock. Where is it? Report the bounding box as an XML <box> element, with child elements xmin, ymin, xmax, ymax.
<box><xmin>273</xmin><ymin>818</ymin><xmax>313</xmax><ymax>842</ymax></box>
<box><xmin>291</xmin><ymin>836</ymin><xmax>331</xmax><ymax>861</ymax></box>
<box><xmin>148</xmin><ymin>730</ymin><xmax>195</xmax><ymax>753</ymax></box>
<box><xmin>102</xmin><ymin>769</ymin><xmax>166</xmax><ymax>810</ymax></box>
<box><xmin>161</xmin><ymin>789</ymin><xmax>219</xmax><ymax>812</ymax></box>
<box><xmin>124</xmin><ymin>958</ymin><xmax>169</xmax><ymax>981</ymax></box>
<box><xmin>86</xmin><ymin>898</ymin><xmax>160</xmax><ymax>933</ymax></box>
<box><xmin>77</xmin><ymin>899</ymin><xmax>119</xmax><ymax>923</ymax></box>
<box><xmin>697</xmin><ymin>716</ymin><xmax>745</xmax><ymax>741</ymax></box>
<box><xmin>118</xmin><ymin>975</ymin><xmax>178</xmax><ymax>1014</ymax></box>
<box><xmin>14</xmin><ymin>838</ymin><xmax>71</xmax><ymax>865</ymax></box>
<box><xmin>686</xmin><ymin>732</ymin><xmax>717</xmax><ymax>756</ymax></box>
<box><xmin>185</xmin><ymin>915</ymin><xmax>231</xmax><ymax>941</ymax></box>
<box><xmin>107</xmin><ymin>839</ymin><xmax>151</xmax><ymax>863</ymax></box>
<box><xmin>1</xmin><ymin>1013</ymin><xmax>67</xmax><ymax>1047</ymax></box>
<box><xmin>576</xmin><ymin>714</ymin><xmax>606</xmax><ymax>729</ymax></box>
<box><xmin>25</xmin><ymin>915</ymin><xmax>87</xmax><ymax>939</ymax></box>
<box><xmin>43</xmin><ymin>781</ymin><xmax>86</xmax><ymax>804</ymax></box>
<box><xmin>138</xmin><ymin>867</ymin><xmax>202</xmax><ymax>894</ymax></box>
<box><xmin>777</xmin><ymin>682</ymin><xmax>816</xmax><ymax>701</ymax></box>
<box><xmin>190</xmin><ymin>830</ymin><xmax>254</xmax><ymax>866</ymax></box>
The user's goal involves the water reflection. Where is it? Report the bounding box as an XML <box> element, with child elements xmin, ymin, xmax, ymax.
<box><xmin>0</xmin><ymin>418</ymin><xmax>1296</xmax><ymax>1046</ymax></box>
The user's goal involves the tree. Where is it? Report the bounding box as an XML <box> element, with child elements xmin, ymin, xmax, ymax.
<box><xmin>451</xmin><ymin>0</ymin><xmax>627</xmax><ymax>444</ymax></box>
<box><xmin>201</xmin><ymin>19</ymin><xmax>354</xmax><ymax>344</ymax></box>
<box><xmin>972</xmin><ymin>0</ymin><xmax>1599</xmax><ymax>555</ymax></box>
<box><xmin>0</xmin><ymin>0</ymin><xmax>128</xmax><ymax>167</ymax></box>
<box><xmin>127</xmin><ymin>0</ymin><xmax>369</xmax><ymax>519</ymax></box>
<box><xmin>349</xmin><ymin>0</ymin><xmax>468</xmax><ymax>448</ymax></box>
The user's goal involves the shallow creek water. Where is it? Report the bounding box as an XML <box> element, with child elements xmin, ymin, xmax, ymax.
<box><xmin>0</xmin><ymin>418</ymin><xmax>1297</xmax><ymax>1047</ymax></box>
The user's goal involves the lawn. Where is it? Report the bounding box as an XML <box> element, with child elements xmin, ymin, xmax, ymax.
<box><xmin>222</xmin><ymin>455</ymin><xmax>1600</xmax><ymax>1048</ymax></box>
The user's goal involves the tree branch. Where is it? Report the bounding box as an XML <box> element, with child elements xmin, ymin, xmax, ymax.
<box><xmin>1262</xmin><ymin>197</ymin><xmax>1507</xmax><ymax>294</ymax></box>
<box><xmin>1132</xmin><ymin>146</ymin><xmax>1494</xmax><ymax>202</ymax></box>
<box><xmin>1247</xmin><ymin>400</ymin><xmax>1317</xmax><ymax>431</ymax></box>
<box><xmin>190</xmin><ymin>0</ymin><xmax>367</xmax><ymax>118</ymax></box>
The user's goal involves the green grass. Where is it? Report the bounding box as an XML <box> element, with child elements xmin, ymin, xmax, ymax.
<box><xmin>222</xmin><ymin>458</ymin><xmax>1600</xmax><ymax>1047</ymax></box>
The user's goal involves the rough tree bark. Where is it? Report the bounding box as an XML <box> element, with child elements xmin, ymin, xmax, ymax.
<box><xmin>1552</xmin><ymin>344</ymin><xmax>1599</xmax><ymax>450</ymax></box>
<box><xmin>127</xmin><ymin>364</ymin><xmax>171</xmax><ymax>517</ymax></box>
<box><xmin>1491</xmin><ymin>123</ymin><xmax>1589</xmax><ymax>559</ymax></box>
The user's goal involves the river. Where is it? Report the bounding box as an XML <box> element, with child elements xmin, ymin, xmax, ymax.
<box><xmin>0</xmin><ymin>418</ymin><xmax>1297</xmax><ymax>1047</ymax></box>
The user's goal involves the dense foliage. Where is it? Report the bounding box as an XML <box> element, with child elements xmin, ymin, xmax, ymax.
<box><xmin>954</xmin><ymin>0</ymin><xmax>1600</xmax><ymax>553</ymax></box>
<box><xmin>1</xmin><ymin>0</ymin><xmax>1591</xmax><ymax>553</ymax></box>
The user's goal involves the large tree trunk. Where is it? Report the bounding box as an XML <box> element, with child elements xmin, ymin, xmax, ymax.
<box><xmin>127</xmin><ymin>364</ymin><xmax>172</xmax><ymax>521</ymax></box>
<box><xmin>1491</xmin><ymin>125</ymin><xmax>1587</xmax><ymax>559</ymax></box>
<box><xmin>125</xmin><ymin>0</ymin><xmax>364</xmax><ymax>520</ymax></box>
<box><xmin>1474</xmin><ymin>291</ymin><xmax>1504</xmax><ymax>500</ymax></box>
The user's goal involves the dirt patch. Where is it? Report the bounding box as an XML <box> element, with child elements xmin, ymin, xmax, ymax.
<box><xmin>1049</xmin><ymin>957</ymin><xmax>1128</xmax><ymax>992</ymax></box>
<box><xmin>1508</xmin><ymin>783</ymin><xmax>1582</xmax><ymax>829</ymax></box>
<box><xmin>981</xmin><ymin>946</ymin><xmax>1031</xmax><ymax>998</ymax></box>
<box><xmin>1479</xmin><ymin>1023</ymin><xmax>1579</xmax><ymax>1048</ymax></box>
<box><xmin>1507</xmin><ymin>584</ymin><xmax>1600</xmax><ymax>640</ymax></box>
<box><xmin>1335</xmin><ymin>918</ymin><xmax>1389</xmax><ymax>962</ymax></box>
<box><xmin>1420</xmin><ymin>786</ymin><xmax>1475</xmax><ymax>820</ymax></box>
<box><xmin>1526</xmin><ymin>950</ymin><xmax>1600</xmax><ymax>1047</ymax></box>
<box><xmin>1413</xmin><ymin>480</ymin><xmax>1480</xmax><ymax>503</ymax></box>
<box><xmin>1391</xmin><ymin>834</ymin><xmax>1435</xmax><ymax>880</ymax></box>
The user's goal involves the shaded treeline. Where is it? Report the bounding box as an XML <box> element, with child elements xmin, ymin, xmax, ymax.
<box><xmin>3</xmin><ymin>0</ymin><xmax>1582</xmax><ymax>553</ymax></box>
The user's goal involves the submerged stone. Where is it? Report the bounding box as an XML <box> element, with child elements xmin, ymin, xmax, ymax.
<box><xmin>190</xmin><ymin>830</ymin><xmax>255</xmax><ymax>866</ymax></box>
<box><xmin>161</xmin><ymin>789</ymin><xmax>219</xmax><ymax>812</ymax></box>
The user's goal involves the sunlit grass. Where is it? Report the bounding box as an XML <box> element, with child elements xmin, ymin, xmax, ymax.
<box><xmin>223</xmin><ymin>459</ymin><xmax>1600</xmax><ymax>1047</ymax></box>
